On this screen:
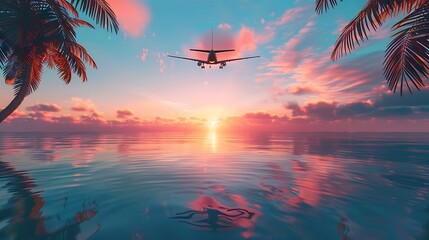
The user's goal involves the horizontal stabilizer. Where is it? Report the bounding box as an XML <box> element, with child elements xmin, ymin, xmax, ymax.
<box><xmin>221</xmin><ymin>56</ymin><xmax>260</xmax><ymax>62</ymax></box>
<box><xmin>213</xmin><ymin>49</ymin><xmax>235</xmax><ymax>53</ymax></box>
<box><xmin>167</xmin><ymin>55</ymin><xmax>206</xmax><ymax>62</ymax></box>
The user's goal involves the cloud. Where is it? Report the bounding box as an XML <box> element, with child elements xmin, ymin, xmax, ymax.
<box><xmin>71</xmin><ymin>97</ymin><xmax>95</xmax><ymax>112</ymax></box>
<box><xmin>263</xmin><ymin>20</ymin><xmax>315</xmax><ymax>76</ymax></box>
<box><xmin>256</xmin><ymin>8</ymin><xmax>393</xmax><ymax>105</ymax></box>
<box><xmin>51</xmin><ymin>115</ymin><xmax>79</xmax><ymax>124</ymax></box>
<box><xmin>156</xmin><ymin>52</ymin><xmax>165</xmax><ymax>72</ymax></box>
<box><xmin>259</xmin><ymin>34</ymin><xmax>385</xmax><ymax>102</ymax></box>
<box><xmin>243</xmin><ymin>112</ymin><xmax>284</xmax><ymax>124</ymax></box>
<box><xmin>28</xmin><ymin>111</ymin><xmax>51</xmax><ymax>120</ymax></box>
<box><xmin>218</xmin><ymin>23</ymin><xmax>232</xmax><ymax>30</ymax></box>
<box><xmin>187</xmin><ymin>25</ymin><xmax>274</xmax><ymax>60</ymax></box>
<box><xmin>273</xmin><ymin>6</ymin><xmax>312</xmax><ymax>26</ymax></box>
<box><xmin>287</xmin><ymin>84</ymin><xmax>321</xmax><ymax>95</ymax></box>
<box><xmin>26</xmin><ymin>103</ymin><xmax>61</xmax><ymax>112</ymax></box>
<box><xmin>9</xmin><ymin>110</ymin><xmax>27</xmax><ymax>119</ymax></box>
<box><xmin>285</xmin><ymin>102</ymin><xmax>305</xmax><ymax>116</ymax></box>
<box><xmin>285</xmin><ymin>88</ymin><xmax>429</xmax><ymax>121</ymax></box>
<box><xmin>116</xmin><ymin>109</ymin><xmax>134</xmax><ymax>118</ymax></box>
<box><xmin>107</xmin><ymin>0</ymin><xmax>150</xmax><ymax>37</ymax></box>
<box><xmin>141</xmin><ymin>48</ymin><xmax>149</xmax><ymax>61</ymax></box>
<box><xmin>302</xmin><ymin>101</ymin><xmax>338</xmax><ymax>120</ymax></box>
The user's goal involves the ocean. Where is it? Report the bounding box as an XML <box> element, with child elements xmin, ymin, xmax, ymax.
<box><xmin>0</xmin><ymin>132</ymin><xmax>428</xmax><ymax>239</ymax></box>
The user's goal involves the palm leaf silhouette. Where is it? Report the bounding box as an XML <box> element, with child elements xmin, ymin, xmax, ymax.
<box><xmin>317</xmin><ymin>0</ymin><xmax>429</xmax><ymax>94</ymax></box>
<box><xmin>384</xmin><ymin>2</ymin><xmax>429</xmax><ymax>94</ymax></box>
<box><xmin>70</xmin><ymin>0</ymin><xmax>119</xmax><ymax>33</ymax></box>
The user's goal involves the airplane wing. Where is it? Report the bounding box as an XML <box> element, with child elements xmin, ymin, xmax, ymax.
<box><xmin>167</xmin><ymin>55</ymin><xmax>206</xmax><ymax>62</ymax></box>
<box><xmin>221</xmin><ymin>56</ymin><xmax>260</xmax><ymax>62</ymax></box>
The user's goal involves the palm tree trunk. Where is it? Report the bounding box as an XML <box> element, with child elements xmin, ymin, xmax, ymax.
<box><xmin>0</xmin><ymin>66</ymin><xmax>31</xmax><ymax>123</ymax></box>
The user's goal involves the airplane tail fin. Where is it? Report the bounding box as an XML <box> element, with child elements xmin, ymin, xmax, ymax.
<box><xmin>190</xmin><ymin>29</ymin><xmax>235</xmax><ymax>53</ymax></box>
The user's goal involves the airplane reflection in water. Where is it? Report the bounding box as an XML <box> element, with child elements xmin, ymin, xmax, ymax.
<box><xmin>168</xmin><ymin>30</ymin><xmax>259</xmax><ymax>69</ymax></box>
<box><xmin>171</xmin><ymin>194</ymin><xmax>260</xmax><ymax>238</ymax></box>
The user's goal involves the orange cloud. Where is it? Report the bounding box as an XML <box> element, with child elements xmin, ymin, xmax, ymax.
<box><xmin>107</xmin><ymin>0</ymin><xmax>150</xmax><ymax>37</ymax></box>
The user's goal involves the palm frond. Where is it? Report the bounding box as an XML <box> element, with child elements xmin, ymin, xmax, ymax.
<box><xmin>0</xmin><ymin>38</ymin><xmax>12</xmax><ymax>67</ymax></box>
<box><xmin>28</xmin><ymin>54</ymin><xmax>44</xmax><ymax>95</ymax></box>
<box><xmin>44</xmin><ymin>0</ymin><xmax>78</xmax><ymax>41</ymax></box>
<box><xmin>70</xmin><ymin>0</ymin><xmax>119</xmax><ymax>33</ymax></box>
<box><xmin>0</xmin><ymin>0</ymin><xmax>21</xmax><ymax>46</ymax></box>
<box><xmin>60</xmin><ymin>43</ymin><xmax>88</xmax><ymax>82</ymax></box>
<box><xmin>2</xmin><ymin>54</ymin><xmax>18</xmax><ymax>82</ymax></box>
<box><xmin>315</xmin><ymin>0</ymin><xmax>342</xmax><ymax>14</ymax></box>
<box><xmin>383</xmin><ymin>2</ymin><xmax>429</xmax><ymax>95</ymax></box>
<box><xmin>331</xmin><ymin>0</ymin><xmax>425</xmax><ymax>60</ymax></box>
<box><xmin>57</xmin><ymin>0</ymin><xmax>79</xmax><ymax>17</ymax></box>
<box><xmin>70</xmin><ymin>18</ymin><xmax>95</xmax><ymax>29</ymax></box>
<box><xmin>11</xmin><ymin>49</ymin><xmax>38</xmax><ymax>96</ymax></box>
<box><xmin>70</xmin><ymin>42</ymin><xmax>97</xmax><ymax>68</ymax></box>
<box><xmin>48</xmin><ymin>47</ymin><xmax>73</xmax><ymax>84</ymax></box>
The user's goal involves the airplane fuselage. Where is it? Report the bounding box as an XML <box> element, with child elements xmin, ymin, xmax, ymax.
<box><xmin>207</xmin><ymin>51</ymin><xmax>217</xmax><ymax>64</ymax></box>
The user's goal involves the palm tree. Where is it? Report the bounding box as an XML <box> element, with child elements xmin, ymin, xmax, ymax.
<box><xmin>0</xmin><ymin>0</ymin><xmax>119</xmax><ymax>122</ymax></box>
<box><xmin>316</xmin><ymin>0</ymin><xmax>429</xmax><ymax>95</ymax></box>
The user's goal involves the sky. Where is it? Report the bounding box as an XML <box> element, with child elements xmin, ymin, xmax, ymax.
<box><xmin>1</xmin><ymin>0</ymin><xmax>429</xmax><ymax>132</ymax></box>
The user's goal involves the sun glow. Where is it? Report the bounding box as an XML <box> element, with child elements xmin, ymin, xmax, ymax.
<box><xmin>210</xmin><ymin>120</ymin><xmax>218</xmax><ymax>129</ymax></box>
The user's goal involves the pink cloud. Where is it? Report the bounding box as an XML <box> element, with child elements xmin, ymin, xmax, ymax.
<box><xmin>28</xmin><ymin>112</ymin><xmax>52</xmax><ymax>121</ymax></box>
<box><xmin>159</xmin><ymin>58</ymin><xmax>164</xmax><ymax>73</ymax></box>
<box><xmin>218</xmin><ymin>23</ymin><xmax>232</xmax><ymax>30</ymax></box>
<box><xmin>51</xmin><ymin>115</ymin><xmax>79</xmax><ymax>124</ymax></box>
<box><xmin>188</xmin><ymin>26</ymin><xmax>273</xmax><ymax>61</ymax></box>
<box><xmin>287</xmin><ymin>84</ymin><xmax>322</xmax><ymax>95</ymax></box>
<box><xmin>26</xmin><ymin>103</ymin><xmax>61</xmax><ymax>112</ymax></box>
<box><xmin>107</xmin><ymin>0</ymin><xmax>150</xmax><ymax>37</ymax></box>
<box><xmin>156</xmin><ymin>52</ymin><xmax>165</xmax><ymax>72</ymax></box>
<box><xmin>258</xmin><ymin>17</ymin><xmax>383</xmax><ymax>102</ymax></box>
<box><xmin>265</xmin><ymin>21</ymin><xmax>315</xmax><ymax>75</ymax></box>
<box><xmin>117</xmin><ymin>109</ymin><xmax>134</xmax><ymax>118</ymax></box>
<box><xmin>273</xmin><ymin>6</ymin><xmax>312</xmax><ymax>26</ymax></box>
<box><xmin>71</xmin><ymin>97</ymin><xmax>95</xmax><ymax>112</ymax></box>
<box><xmin>141</xmin><ymin>48</ymin><xmax>149</xmax><ymax>62</ymax></box>
<box><xmin>9</xmin><ymin>110</ymin><xmax>27</xmax><ymax>119</ymax></box>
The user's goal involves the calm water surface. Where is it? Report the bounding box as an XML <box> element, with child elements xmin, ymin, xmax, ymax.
<box><xmin>0</xmin><ymin>132</ymin><xmax>429</xmax><ymax>239</ymax></box>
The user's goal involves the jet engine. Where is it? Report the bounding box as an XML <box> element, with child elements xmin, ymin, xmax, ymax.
<box><xmin>197</xmin><ymin>62</ymin><xmax>202</xmax><ymax>66</ymax></box>
<box><xmin>219</xmin><ymin>62</ymin><xmax>226</xmax><ymax>69</ymax></box>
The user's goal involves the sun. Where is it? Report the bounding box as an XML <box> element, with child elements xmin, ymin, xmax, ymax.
<box><xmin>210</xmin><ymin>120</ymin><xmax>218</xmax><ymax>129</ymax></box>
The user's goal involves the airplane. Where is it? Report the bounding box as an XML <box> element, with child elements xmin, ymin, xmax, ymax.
<box><xmin>167</xmin><ymin>30</ymin><xmax>260</xmax><ymax>69</ymax></box>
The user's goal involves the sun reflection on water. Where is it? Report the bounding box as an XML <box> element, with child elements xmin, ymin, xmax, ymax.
<box><xmin>209</xmin><ymin>131</ymin><xmax>217</xmax><ymax>153</ymax></box>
